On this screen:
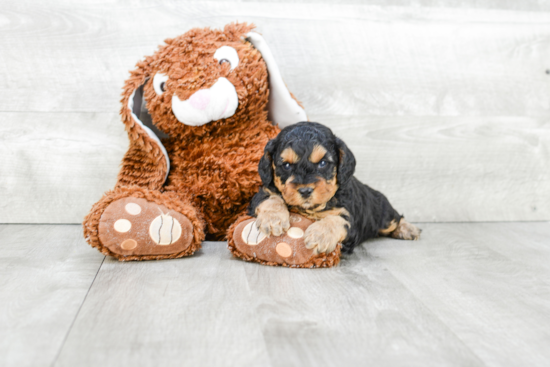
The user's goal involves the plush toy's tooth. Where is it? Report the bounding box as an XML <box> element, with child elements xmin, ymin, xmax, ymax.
<box><xmin>276</xmin><ymin>242</ymin><xmax>292</xmax><ymax>257</ymax></box>
<box><xmin>287</xmin><ymin>227</ymin><xmax>304</xmax><ymax>239</ymax></box>
<box><xmin>121</xmin><ymin>239</ymin><xmax>138</xmax><ymax>250</ymax></box>
<box><xmin>125</xmin><ymin>203</ymin><xmax>142</xmax><ymax>215</ymax></box>
<box><xmin>114</xmin><ymin>219</ymin><xmax>132</xmax><ymax>233</ymax></box>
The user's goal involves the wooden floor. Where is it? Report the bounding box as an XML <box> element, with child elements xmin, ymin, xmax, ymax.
<box><xmin>1</xmin><ymin>223</ymin><xmax>549</xmax><ymax>367</ymax></box>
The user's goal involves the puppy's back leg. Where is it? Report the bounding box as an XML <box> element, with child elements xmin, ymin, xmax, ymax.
<box><xmin>379</xmin><ymin>218</ymin><xmax>421</xmax><ymax>241</ymax></box>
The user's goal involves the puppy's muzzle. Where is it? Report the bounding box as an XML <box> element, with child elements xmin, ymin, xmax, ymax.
<box><xmin>298</xmin><ymin>187</ymin><xmax>313</xmax><ymax>198</ymax></box>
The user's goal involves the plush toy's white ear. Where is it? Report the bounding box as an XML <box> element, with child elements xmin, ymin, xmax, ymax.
<box><xmin>246</xmin><ymin>32</ymin><xmax>307</xmax><ymax>128</ymax></box>
<box><xmin>128</xmin><ymin>81</ymin><xmax>170</xmax><ymax>183</ymax></box>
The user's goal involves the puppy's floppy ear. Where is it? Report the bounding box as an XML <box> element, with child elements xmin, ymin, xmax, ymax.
<box><xmin>335</xmin><ymin>137</ymin><xmax>356</xmax><ymax>186</ymax></box>
<box><xmin>258</xmin><ymin>138</ymin><xmax>278</xmax><ymax>189</ymax></box>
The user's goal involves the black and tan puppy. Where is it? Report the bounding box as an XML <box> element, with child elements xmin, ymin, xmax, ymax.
<box><xmin>248</xmin><ymin>121</ymin><xmax>421</xmax><ymax>255</ymax></box>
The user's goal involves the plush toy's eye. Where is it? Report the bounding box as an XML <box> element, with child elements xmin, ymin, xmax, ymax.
<box><xmin>153</xmin><ymin>72</ymin><xmax>169</xmax><ymax>95</ymax></box>
<box><xmin>282</xmin><ymin>162</ymin><xmax>292</xmax><ymax>171</ymax></box>
<box><xmin>318</xmin><ymin>160</ymin><xmax>327</xmax><ymax>169</ymax></box>
<box><xmin>213</xmin><ymin>46</ymin><xmax>239</xmax><ymax>71</ymax></box>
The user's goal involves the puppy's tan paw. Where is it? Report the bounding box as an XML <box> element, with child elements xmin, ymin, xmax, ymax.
<box><xmin>391</xmin><ymin>219</ymin><xmax>421</xmax><ymax>240</ymax></box>
<box><xmin>304</xmin><ymin>221</ymin><xmax>340</xmax><ymax>254</ymax></box>
<box><xmin>256</xmin><ymin>209</ymin><xmax>290</xmax><ymax>237</ymax></box>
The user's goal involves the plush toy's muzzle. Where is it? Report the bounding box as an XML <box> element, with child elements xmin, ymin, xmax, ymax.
<box><xmin>170</xmin><ymin>77</ymin><xmax>238</xmax><ymax>126</ymax></box>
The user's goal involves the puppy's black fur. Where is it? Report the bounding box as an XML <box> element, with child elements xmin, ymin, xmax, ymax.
<box><xmin>248</xmin><ymin>121</ymin><xmax>404</xmax><ymax>254</ymax></box>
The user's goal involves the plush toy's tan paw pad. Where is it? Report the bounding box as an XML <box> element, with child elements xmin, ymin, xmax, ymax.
<box><xmin>241</xmin><ymin>221</ymin><xmax>268</xmax><ymax>245</ymax></box>
<box><xmin>229</xmin><ymin>214</ymin><xmax>341</xmax><ymax>268</ymax></box>
<box><xmin>98</xmin><ymin>197</ymin><xmax>194</xmax><ymax>257</ymax></box>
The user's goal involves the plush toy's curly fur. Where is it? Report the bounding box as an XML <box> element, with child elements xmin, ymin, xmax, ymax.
<box><xmin>84</xmin><ymin>23</ymin><xmax>286</xmax><ymax>260</ymax></box>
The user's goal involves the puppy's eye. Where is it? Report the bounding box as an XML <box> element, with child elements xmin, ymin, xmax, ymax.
<box><xmin>318</xmin><ymin>160</ymin><xmax>327</xmax><ymax>168</ymax></box>
<box><xmin>213</xmin><ymin>46</ymin><xmax>239</xmax><ymax>71</ymax></box>
<box><xmin>282</xmin><ymin>162</ymin><xmax>292</xmax><ymax>170</ymax></box>
<box><xmin>153</xmin><ymin>72</ymin><xmax>169</xmax><ymax>95</ymax></box>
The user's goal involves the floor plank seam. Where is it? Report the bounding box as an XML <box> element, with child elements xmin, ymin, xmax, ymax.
<box><xmin>49</xmin><ymin>255</ymin><xmax>106</xmax><ymax>367</ymax></box>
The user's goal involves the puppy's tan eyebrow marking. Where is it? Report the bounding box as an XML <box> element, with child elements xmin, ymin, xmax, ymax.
<box><xmin>309</xmin><ymin>144</ymin><xmax>327</xmax><ymax>163</ymax></box>
<box><xmin>280</xmin><ymin>148</ymin><xmax>299</xmax><ymax>164</ymax></box>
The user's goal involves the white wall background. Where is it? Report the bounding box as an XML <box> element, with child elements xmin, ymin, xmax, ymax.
<box><xmin>0</xmin><ymin>0</ymin><xmax>549</xmax><ymax>223</ymax></box>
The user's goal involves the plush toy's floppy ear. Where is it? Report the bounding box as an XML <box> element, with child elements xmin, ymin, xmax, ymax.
<box><xmin>117</xmin><ymin>69</ymin><xmax>170</xmax><ymax>189</ymax></box>
<box><xmin>335</xmin><ymin>137</ymin><xmax>356</xmax><ymax>187</ymax></box>
<box><xmin>258</xmin><ymin>138</ymin><xmax>278</xmax><ymax>189</ymax></box>
<box><xmin>246</xmin><ymin>32</ymin><xmax>307</xmax><ymax>128</ymax></box>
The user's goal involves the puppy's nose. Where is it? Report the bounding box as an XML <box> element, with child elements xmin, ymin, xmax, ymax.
<box><xmin>298</xmin><ymin>187</ymin><xmax>313</xmax><ymax>198</ymax></box>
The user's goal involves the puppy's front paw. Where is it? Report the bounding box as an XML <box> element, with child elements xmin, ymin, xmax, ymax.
<box><xmin>304</xmin><ymin>221</ymin><xmax>340</xmax><ymax>254</ymax></box>
<box><xmin>256</xmin><ymin>210</ymin><xmax>290</xmax><ymax>237</ymax></box>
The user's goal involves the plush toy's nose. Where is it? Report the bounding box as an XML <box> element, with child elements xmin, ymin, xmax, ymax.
<box><xmin>171</xmin><ymin>77</ymin><xmax>238</xmax><ymax>126</ymax></box>
<box><xmin>188</xmin><ymin>90</ymin><xmax>211</xmax><ymax>110</ymax></box>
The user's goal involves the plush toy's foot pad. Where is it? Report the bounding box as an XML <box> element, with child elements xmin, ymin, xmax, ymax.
<box><xmin>227</xmin><ymin>214</ymin><xmax>341</xmax><ymax>268</ymax></box>
<box><xmin>98</xmin><ymin>197</ymin><xmax>195</xmax><ymax>258</ymax></box>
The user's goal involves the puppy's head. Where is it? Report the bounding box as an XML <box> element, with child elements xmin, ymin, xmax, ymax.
<box><xmin>259</xmin><ymin>122</ymin><xmax>356</xmax><ymax>210</ymax></box>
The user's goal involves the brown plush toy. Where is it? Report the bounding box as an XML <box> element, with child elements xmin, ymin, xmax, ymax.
<box><xmin>83</xmin><ymin>23</ymin><xmax>307</xmax><ymax>261</ymax></box>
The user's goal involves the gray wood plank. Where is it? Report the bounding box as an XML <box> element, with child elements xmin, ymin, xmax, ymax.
<box><xmin>243</xmin><ymin>250</ymin><xmax>483</xmax><ymax>367</ymax></box>
<box><xmin>233</xmin><ymin>0</ymin><xmax>550</xmax><ymax>11</ymax></box>
<box><xmin>0</xmin><ymin>112</ymin><xmax>127</xmax><ymax>223</ymax></box>
<box><xmin>0</xmin><ymin>224</ymin><xmax>105</xmax><ymax>367</ymax></box>
<box><xmin>0</xmin><ymin>1</ymin><xmax>548</xmax><ymax>116</ymax></box>
<box><xmin>54</xmin><ymin>222</ymin><xmax>550</xmax><ymax>367</ymax></box>
<box><xmin>129</xmin><ymin>0</ymin><xmax>550</xmax><ymax>11</ymax></box>
<box><xmin>2</xmin><ymin>1</ymin><xmax>550</xmax><ymax>224</ymax></box>
<box><xmin>3</xmin><ymin>222</ymin><xmax>550</xmax><ymax>366</ymax></box>
<box><xmin>54</xmin><ymin>242</ymin><xmax>271</xmax><ymax>367</ymax></box>
<box><xmin>368</xmin><ymin>222</ymin><xmax>550</xmax><ymax>367</ymax></box>
<box><xmin>56</xmin><ymin>238</ymin><xmax>484</xmax><ymax>367</ymax></box>
<box><xmin>2</xmin><ymin>113</ymin><xmax>548</xmax><ymax>223</ymax></box>
<box><xmin>474</xmin><ymin>222</ymin><xmax>550</xmax><ymax>280</ymax></box>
